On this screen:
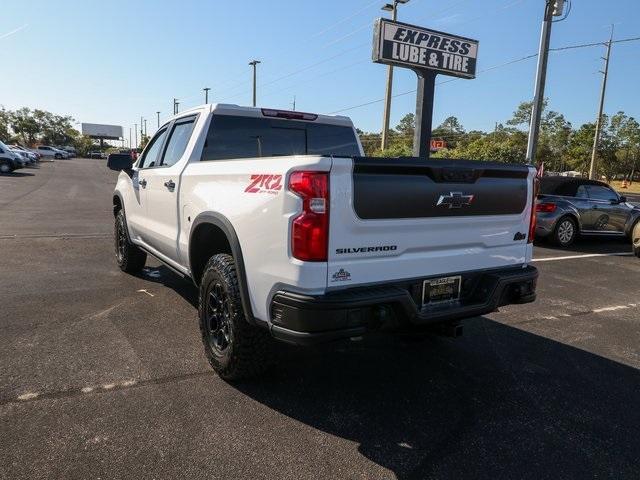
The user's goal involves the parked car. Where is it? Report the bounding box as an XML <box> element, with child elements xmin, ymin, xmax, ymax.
<box><xmin>88</xmin><ymin>151</ymin><xmax>105</xmax><ymax>159</ymax></box>
<box><xmin>9</xmin><ymin>145</ymin><xmax>39</xmax><ymax>163</ymax></box>
<box><xmin>9</xmin><ymin>148</ymin><xmax>33</xmax><ymax>166</ymax></box>
<box><xmin>0</xmin><ymin>140</ymin><xmax>23</xmax><ymax>173</ymax></box>
<box><xmin>59</xmin><ymin>146</ymin><xmax>77</xmax><ymax>157</ymax></box>
<box><xmin>108</xmin><ymin>104</ymin><xmax>538</xmax><ymax>380</ymax></box>
<box><xmin>535</xmin><ymin>176</ymin><xmax>640</xmax><ymax>247</ymax></box>
<box><xmin>36</xmin><ymin>145</ymin><xmax>68</xmax><ymax>159</ymax></box>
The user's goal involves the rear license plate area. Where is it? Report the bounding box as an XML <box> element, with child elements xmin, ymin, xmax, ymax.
<box><xmin>422</xmin><ymin>275</ymin><xmax>461</xmax><ymax>306</ymax></box>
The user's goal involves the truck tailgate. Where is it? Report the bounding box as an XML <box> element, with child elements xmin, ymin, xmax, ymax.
<box><xmin>327</xmin><ymin>157</ymin><xmax>535</xmax><ymax>288</ymax></box>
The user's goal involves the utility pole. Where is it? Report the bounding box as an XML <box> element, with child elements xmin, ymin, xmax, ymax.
<box><xmin>173</xmin><ymin>98</ymin><xmax>178</xmax><ymax>115</ymax></box>
<box><xmin>249</xmin><ymin>60</ymin><xmax>261</xmax><ymax>107</ymax></box>
<box><xmin>589</xmin><ymin>26</ymin><xmax>614</xmax><ymax>180</ymax></box>
<box><xmin>526</xmin><ymin>0</ymin><xmax>564</xmax><ymax>166</ymax></box>
<box><xmin>140</xmin><ymin>117</ymin><xmax>144</xmax><ymax>143</ymax></box>
<box><xmin>156</xmin><ymin>111</ymin><xmax>160</xmax><ymax>128</ymax></box>
<box><xmin>204</xmin><ymin>87</ymin><xmax>211</xmax><ymax>104</ymax></box>
<box><xmin>134</xmin><ymin>124</ymin><xmax>138</xmax><ymax>149</ymax></box>
<box><xmin>292</xmin><ymin>95</ymin><xmax>296</xmax><ymax>111</ymax></box>
<box><xmin>144</xmin><ymin>119</ymin><xmax>147</xmax><ymax>137</ymax></box>
<box><xmin>129</xmin><ymin>128</ymin><xmax>132</xmax><ymax>149</ymax></box>
<box><xmin>380</xmin><ymin>0</ymin><xmax>410</xmax><ymax>151</ymax></box>
<box><xmin>175</xmin><ymin>100</ymin><xmax>180</xmax><ymax>114</ymax></box>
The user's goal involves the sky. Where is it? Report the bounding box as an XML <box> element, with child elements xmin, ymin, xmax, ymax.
<box><xmin>1</xmin><ymin>0</ymin><xmax>639</xmax><ymax>139</ymax></box>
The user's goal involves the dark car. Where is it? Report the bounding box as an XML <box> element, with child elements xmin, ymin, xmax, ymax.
<box><xmin>535</xmin><ymin>176</ymin><xmax>640</xmax><ymax>247</ymax></box>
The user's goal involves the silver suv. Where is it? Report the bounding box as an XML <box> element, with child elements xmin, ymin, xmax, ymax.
<box><xmin>535</xmin><ymin>177</ymin><xmax>640</xmax><ymax>248</ymax></box>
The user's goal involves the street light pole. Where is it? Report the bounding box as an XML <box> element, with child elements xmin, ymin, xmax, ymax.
<box><xmin>156</xmin><ymin>111</ymin><xmax>160</xmax><ymax>129</ymax></box>
<box><xmin>249</xmin><ymin>60</ymin><xmax>261</xmax><ymax>107</ymax></box>
<box><xmin>381</xmin><ymin>1</ymin><xmax>399</xmax><ymax>151</ymax></box>
<box><xmin>204</xmin><ymin>87</ymin><xmax>211</xmax><ymax>104</ymax></box>
<box><xmin>380</xmin><ymin>0</ymin><xmax>409</xmax><ymax>151</ymax></box>
<box><xmin>134</xmin><ymin>124</ymin><xmax>138</xmax><ymax>149</ymax></box>
<box><xmin>526</xmin><ymin>0</ymin><xmax>565</xmax><ymax>166</ymax></box>
<box><xmin>144</xmin><ymin>119</ymin><xmax>147</xmax><ymax>137</ymax></box>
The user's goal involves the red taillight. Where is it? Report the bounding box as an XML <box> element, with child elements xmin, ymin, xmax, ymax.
<box><xmin>289</xmin><ymin>171</ymin><xmax>329</xmax><ymax>261</ymax></box>
<box><xmin>536</xmin><ymin>202</ymin><xmax>557</xmax><ymax>213</ymax></box>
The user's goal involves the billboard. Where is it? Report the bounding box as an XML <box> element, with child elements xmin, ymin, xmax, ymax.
<box><xmin>373</xmin><ymin>19</ymin><xmax>478</xmax><ymax>79</ymax></box>
<box><xmin>81</xmin><ymin>123</ymin><xmax>123</xmax><ymax>140</ymax></box>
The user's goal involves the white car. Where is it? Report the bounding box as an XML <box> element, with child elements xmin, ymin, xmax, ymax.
<box><xmin>109</xmin><ymin>103</ymin><xmax>538</xmax><ymax>380</ymax></box>
<box><xmin>36</xmin><ymin>145</ymin><xmax>68</xmax><ymax>159</ymax></box>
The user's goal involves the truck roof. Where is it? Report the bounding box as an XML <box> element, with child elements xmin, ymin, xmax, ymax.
<box><xmin>170</xmin><ymin>103</ymin><xmax>354</xmax><ymax>128</ymax></box>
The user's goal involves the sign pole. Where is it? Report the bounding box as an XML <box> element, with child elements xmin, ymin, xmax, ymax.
<box><xmin>413</xmin><ymin>70</ymin><xmax>437</xmax><ymax>159</ymax></box>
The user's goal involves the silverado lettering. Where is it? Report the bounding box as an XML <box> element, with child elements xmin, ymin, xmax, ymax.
<box><xmin>336</xmin><ymin>246</ymin><xmax>398</xmax><ymax>254</ymax></box>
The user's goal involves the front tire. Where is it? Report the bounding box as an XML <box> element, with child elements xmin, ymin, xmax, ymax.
<box><xmin>114</xmin><ymin>210</ymin><xmax>147</xmax><ymax>273</ymax></box>
<box><xmin>199</xmin><ymin>254</ymin><xmax>273</xmax><ymax>380</ymax></box>
<box><xmin>553</xmin><ymin>216</ymin><xmax>578</xmax><ymax>247</ymax></box>
<box><xmin>54</xmin><ymin>153</ymin><xmax>62</xmax><ymax>159</ymax></box>
<box><xmin>0</xmin><ymin>161</ymin><xmax>12</xmax><ymax>174</ymax></box>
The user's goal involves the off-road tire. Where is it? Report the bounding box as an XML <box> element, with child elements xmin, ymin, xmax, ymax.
<box><xmin>114</xmin><ymin>209</ymin><xmax>147</xmax><ymax>273</ymax></box>
<box><xmin>199</xmin><ymin>254</ymin><xmax>273</xmax><ymax>380</ymax></box>
<box><xmin>553</xmin><ymin>216</ymin><xmax>578</xmax><ymax>247</ymax></box>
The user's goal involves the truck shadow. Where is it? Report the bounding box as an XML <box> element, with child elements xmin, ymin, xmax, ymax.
<box><xmin>234</xmin><ymin>318</ymin><xmax>640</xmax><ymax>479</ymax></box>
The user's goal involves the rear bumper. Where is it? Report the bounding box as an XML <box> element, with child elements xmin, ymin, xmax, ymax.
<box><xmin>270</xmin><ymin>265</ymin><xmax>538</xmax><ymax>345</ymax></box>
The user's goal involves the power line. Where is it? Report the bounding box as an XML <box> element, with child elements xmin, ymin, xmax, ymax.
<box><xmin>327</xmin><ymin>35</ymin><xmax>640</xmax><ymax>115</ymax></box>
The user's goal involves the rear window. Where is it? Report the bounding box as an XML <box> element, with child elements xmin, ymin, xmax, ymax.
<box><xmin>200</xmin><ymin>115</ymin><xmax>360</xmax><ymax>161</ymax></box>
<box><xmin>539</xmin><ymin>179</ymin><xmax>577</xmax><ymax>197</ymax></box>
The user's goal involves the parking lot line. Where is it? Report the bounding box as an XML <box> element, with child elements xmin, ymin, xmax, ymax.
<box><xmin>533</xmin><ymin>252</ymin><xmax>634</xmax><ymax>262</ymax></box>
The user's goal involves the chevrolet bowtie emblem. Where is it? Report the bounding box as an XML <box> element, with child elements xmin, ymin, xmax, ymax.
<box><xmin>436</xmin><ymin>192</ymin><xmax>475</xmax><ymax>209</ymax></box>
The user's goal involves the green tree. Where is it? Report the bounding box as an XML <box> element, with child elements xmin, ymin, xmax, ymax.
<box><xmin>10</xmin><ymin>108</ymin><xmax>41</xmax><ymax>145</ymax></box>
<box><xmin>0</xmin><ymin>107</ymin><xmax>11</xmax><ymax>140</ymax></box>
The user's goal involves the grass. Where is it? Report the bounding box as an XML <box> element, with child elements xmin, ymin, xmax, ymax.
<box><xmin>610</xmin><ymin>180</ymin><xmax>640</xmax><ymax>195</ymax></box>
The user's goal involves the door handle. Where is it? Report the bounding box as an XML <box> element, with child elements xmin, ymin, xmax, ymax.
<box><xmin>138</xmin><ymin>179</ymin><xmax>147</xmax><ymax>188</ymax></box>
<box><xmin>164</xmin><ymin>180</ymin><xmax>175</xmax><ymax>190</ymax></box>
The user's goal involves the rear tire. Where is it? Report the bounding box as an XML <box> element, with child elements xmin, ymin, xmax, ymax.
<box><xmin>114</xmin><ymin>210</ymin><xmax>147</xmax><ymax>273</ymax></box>
<box><xmin>553</xmin><ymin>216</ymin><xmax>578</xmax><ymax>247</ymax></box>
<box><xmin>199</xmin><ymin>254</ymin><xmax>273</xmax><ymax>381</ymax></box>
<box><xmin>632</xmin><ymin>220</ymin><xmax>640</xmax><ymax>258</ymax></box>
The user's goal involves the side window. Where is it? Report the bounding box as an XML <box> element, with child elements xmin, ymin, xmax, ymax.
<box><xmin>139</xmin><ymin>128</ymin><xmax>168</xmax><ymax>169</ymax></box>
<box><xmin>586</xmin><ymin>185</ymin><xmax>618</xmax><ymax>202</ymax></box>
<box><xmin>575</xmin><ymin>185</ymin><xmax>589</xmax><ymax>199</ymax></box>
<box><xmin>160</xmin><ymin>117</ymin><xmax>197</xmax><ymax>167</ymax></box>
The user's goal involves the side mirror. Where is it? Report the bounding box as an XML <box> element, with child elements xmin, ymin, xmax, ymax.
<box><xmin>619</xmin><ymin>196</ymin><xmax>627</xmax><ymax>203</ymax></box>
<box><xmin>107</xmin><ymin>153</ymin><xmax>133</xmax><ymax>171</ymax></box>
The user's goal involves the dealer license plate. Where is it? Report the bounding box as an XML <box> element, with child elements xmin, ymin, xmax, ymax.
<box><xmin>422</xmin><ymin>276</ymin><xmax>461</xmax><ymax>305</ymax></box>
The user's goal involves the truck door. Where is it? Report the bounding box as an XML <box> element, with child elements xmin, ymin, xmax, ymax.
<box><xmin>127</xmin><ymin>126</ymin><xmax>169</xmax><ymax>241</ymax></box>
<box><xmin>141</xmin><ymin>115</ymin><xmax>198</xmax><ymax>263</ymax></box>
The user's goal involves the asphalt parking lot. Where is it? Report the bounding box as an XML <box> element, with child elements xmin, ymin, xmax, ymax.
<box><xmin>1</xmin><ymin>158</ymin><xmax>639</xmax><ymax>480</ymax></box>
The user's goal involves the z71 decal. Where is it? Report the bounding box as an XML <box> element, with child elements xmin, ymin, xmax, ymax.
<box><xmin>245</xmin><ymin>174</ymin><xmax>283</xmax><ymax>194</ymax></box>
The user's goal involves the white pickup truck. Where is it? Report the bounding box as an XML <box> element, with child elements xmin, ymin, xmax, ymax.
<box><xmin>109</xmin><ymin>104</ymin><xmax>538</xmax><ymax>379</ymax></box>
